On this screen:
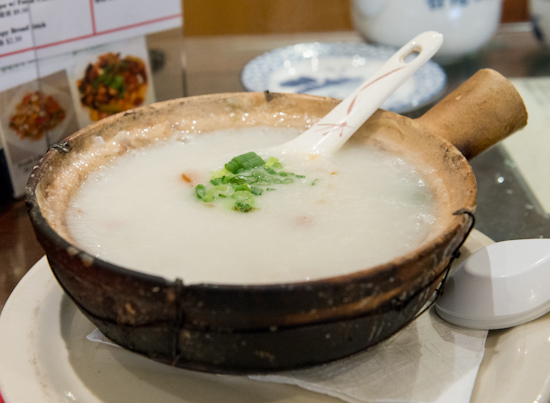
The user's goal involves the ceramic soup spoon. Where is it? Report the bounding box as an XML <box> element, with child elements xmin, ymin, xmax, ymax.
<box><xmin>276</xmin><ymin>30</ymin><xmax>443</xmax><ymax>156</ymax></box>
<box><xmin>196</xmin><ymin>31</ymin><xmax>443</xmax><ymax>210</ymax></box>
<box><xmin>435</xmin><ymin>238</ymin><xmax>550</xmax><ymax>330</ymax></box>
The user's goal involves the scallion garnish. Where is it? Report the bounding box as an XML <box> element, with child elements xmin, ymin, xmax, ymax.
<box><xmin>265</xmin><ymin>156</ymin><xmax>279</xmax><ymax>167</ymax></box>
<box><xmin>225</xmin><ymin>151</ymin><xmax>266</xmax><ymax>174</ymax></box>
<box><xmin>193</xmin><ymin>152</ymin><xmax>316</xmax><ymax>212</ymax></box>
<box><xmin>195</xmin><ymin>184</ymin><xmax>206</xmax><ymax>199</ymax></box>
<box><xmin>234</xmin><ymin>200</ymin><xmax>254</xmax><ymax>212</ymax></box>
<box><xmin>251</xmin><ymin>186</ymin><xmax>263</xmax><ymax>196</ymax></box>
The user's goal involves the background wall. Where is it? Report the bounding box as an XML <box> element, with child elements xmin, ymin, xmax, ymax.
<box><xmin>183</xmin><ymin>0</ymin><xmax>529</xmax><ymax>36</ymax></box>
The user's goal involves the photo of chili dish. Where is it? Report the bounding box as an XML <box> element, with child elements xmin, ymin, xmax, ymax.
<box><xmin>9</xmin><ymin>91</ymin><xmax>67</xmax><ymax>142</ymax></box>
<box><xmin>77</xmin><ymin>52</ymin><xmax>148</xmax><ymax>122</ymax></box>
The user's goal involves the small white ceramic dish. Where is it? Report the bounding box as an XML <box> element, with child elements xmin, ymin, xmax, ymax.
<box><xmin>241</xmin><ymin>42</ymin><xmax>446</xmax><ymax>113</ymax></box>
<box><xmin>1</xmin><ymin>231</ymin><xmax>549</xmax><ymax>403</ymax></box>
<box><xmin>436</xmin><ymin>239</ymin><xmax>550</xmax><ymax>330</ymax></box>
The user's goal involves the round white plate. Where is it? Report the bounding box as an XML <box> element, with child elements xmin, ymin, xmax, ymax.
<box><xmin>0</xmin><ymin>256</ymin><xmax>335</xmax><ymax>403</ymax></box>
<box><xmin>241</xmin><ymin>42</ymin><xmax>447</xmax><ymax>113</ymax></box>
<box><xmin>0</xmin><ymin>230</ymin><xmax>549</xmax><ymax>403</ymax></box>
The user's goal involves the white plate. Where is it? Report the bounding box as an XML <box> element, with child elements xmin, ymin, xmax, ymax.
<box><xmin>0</xmin><ymin>230</ymin><xmax>549</xmax><ymax>403</ymax></box>
<box><xmin>0</xmin><ymin>256</ymin><xmax>335</xmax><ymax>403</ymax></box>
<box><xmin>241</xmin><ymin>42</ymin><xmax>446</xmax><ymax>113</ymax></box>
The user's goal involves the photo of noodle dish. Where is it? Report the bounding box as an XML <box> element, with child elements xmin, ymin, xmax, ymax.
<box><xmin>77</xmin><ymin>52</ymin><xmax>148</xmax><ymax>122</ymax></box>
<box><xmin>8</xmin><ymin>91</ymin><xmax>66</xmax><ymax>142</ymax></box>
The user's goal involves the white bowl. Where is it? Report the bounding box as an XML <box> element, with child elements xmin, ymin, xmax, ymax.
<box><xmin>351</xmin><ymin>0</ymin><xmax>503</xmax><ymax>63</ymax></box>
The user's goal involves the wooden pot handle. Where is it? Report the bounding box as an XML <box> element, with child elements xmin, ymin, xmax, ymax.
<box><xmin>417</xmin><ymin>69</ymin><xmax>528</xmax><ymax>160</ymax></box>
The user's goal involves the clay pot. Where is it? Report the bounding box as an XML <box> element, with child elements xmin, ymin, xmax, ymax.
<box><xmin>26</xmin><ymin>69</ymin><xmax>527</xmax><ymax>374</ymax></box>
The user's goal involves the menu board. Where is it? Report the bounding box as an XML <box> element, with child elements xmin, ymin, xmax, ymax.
<box><xmin>0</xmin><ymin>0</ymin><xmax>183</xmax><ymax>198</ymax></box>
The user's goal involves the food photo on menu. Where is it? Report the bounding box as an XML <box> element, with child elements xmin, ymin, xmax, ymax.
<box><xmin>68</xmin><ymin>36</ymin><xmax>156</xmax><ymax>128</ymax></box>
<box><xmin>0</xmin><ymin>70</ymin><xmax>78</xmax><ymax>197</ymax></box>
<box><xmin>9</xmin><ymin>91</ymin><xmax>67</xmax><ymax>142</ymax></box>
<box><xmin>77</xmin><ymin>52</ymin><xmax>149</xmax><ymax>122</ymax></box>
<box><xmin>0</xmin><ymin>36</ymin><xmax>156</xmax><ymax>198</ymax></box>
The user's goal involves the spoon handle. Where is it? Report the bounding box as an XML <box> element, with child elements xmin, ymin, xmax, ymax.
<box><xmin>282</xmin><ymin>31</ymin><xmax>443</xmax><ymax>155</ymax></box>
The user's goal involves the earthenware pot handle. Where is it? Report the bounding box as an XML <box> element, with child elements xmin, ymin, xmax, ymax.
<box><xmin>417</xmin><ymin>69</ymin><xmax>528</xmax><ymax>160</ymax></box>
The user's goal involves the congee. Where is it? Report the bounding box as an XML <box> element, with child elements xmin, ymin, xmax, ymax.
<box><xmin>65</xmin><ymin>126</ymin><xmax>445</xmax><ymax>284</ymax></box>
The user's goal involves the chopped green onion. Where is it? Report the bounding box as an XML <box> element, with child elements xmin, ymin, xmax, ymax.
<box><xmin>234</xmin><ymin>201</ymin><xmax>254</xmax><ymax>212</ymax></box>
<box><xmin>193</xmin><ymin>153</ymin><xmax>308</xmax><ymax>212</ymax></box>
<box><xmin>243</xmin><ymin>175</ymin><xmax>259</xmax><ymax>183</ymax></box>
<box><xmin>311</xmin><ymin>179</ymin><xmax>319</xmax><ymax>186</ymax></box>
<box><xmin>202</xmin><ymin>190</ymin><xmax>215</xmax><ymax>202</ymax></box>
<box><xmin>225</xmin><ymin>152</ymin><xmax>266</xmax><ymax>173</ymax></box>
<box><xmin>251</xmin><ymin>186</ymin><xmax>263</xmax><ymax>195</ymax></box>
<box><xmin>212</xmin><ymin>168</ymin><xmax>231</xmax><ymax>179</ymax></box>
<box><xmin>230</xmin><ymin>175</ymin><xmax>248</xmax><ymax>185</ymax></box>
<box><xmin>233</xmin><ymin>190</ymin><xmax>255</xmax><ymax>201</ymax></box>
<box><xmin>233</xmin><ymin>183</ymin><xmax>252</xmax><ymax>192</ymax></box>
<box><xmin>265</xmin><ymin>156</ymin><xmax>279</xmax><ymax>167</ymax></box>
<box><xmin>195</xmin><ymin>184</ymin><xmax>206</xmax><ymax>199</ymax></box>
<box><xmin>213</xmin><ymin>184</ymin><xmax>234</xmax><ymax>198</ymax></box>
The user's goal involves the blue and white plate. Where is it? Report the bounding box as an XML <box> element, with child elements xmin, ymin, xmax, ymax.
<box><xmin>241</xmin><ymin>42</ymin><xmax>447</xmax><ymax>114</ymax></box>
